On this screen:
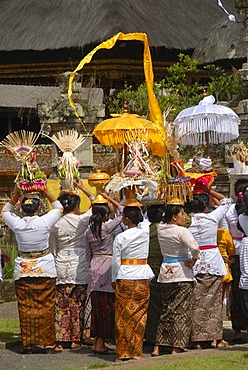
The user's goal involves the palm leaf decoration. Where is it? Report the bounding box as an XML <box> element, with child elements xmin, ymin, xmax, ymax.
<box><xmin>1</xmin><ymin>130</ymin><xmax>46</xmax><ymax>192</ymax></box>
<box><xmin>49</xmin><ymin>129</ymin><xmax>86</xmax><ymax>153</ymax></box>
<box><xmin>48</xmin><ymin>130</ymin><xmax>86</xmax><ymax>191</ymax></box>
<box><xmin>1</xmin><ymin>130</ymin><xmax>39</xmax><ymax>163</ymax></box>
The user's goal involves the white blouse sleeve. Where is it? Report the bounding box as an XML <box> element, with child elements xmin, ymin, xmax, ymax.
<box><xmin>239</xmin><ymin>214</ymin><xmax>248</xmax><ymax>236</ymax></box>
<box><xmin>180</xmin><ymin>228</ymin><xmax>200</xmax><ymax>259</ymax></box>
<box><xmin>2</xmin><ymin>203</ymin><xmax>21</xmax><ymax>230</ymax></box>
<box><xmin>112</xmin><ymin>234</ymin><xmax>122</xmax><ymax>282</ymax></box>
<box><xmin>49</xmin><ymin>227</ymin><xmax>58</xmax><ymax>255</ymax></box>
<box><xmin>218</xmin><ymin>215</ymin><xmax>229</xmax><ymax>231</ymax></box>
<box><xmin>209</xmin><ymin>198</ymin><xmax>232</xmax><ymax>224</ymax></box>
<box><xmin>39</xmin><ymin>201</ymin><xmax>63</xmax><ymax>229</ymax></box>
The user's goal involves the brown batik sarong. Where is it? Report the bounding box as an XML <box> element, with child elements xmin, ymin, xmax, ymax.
<box><xmin>191</xmin><ymin>274</ymin><xmax>223</xmax><ymax>342</ymax></box>
<box><xmin>90</xmin><ymin>291</ymin><xmax>115</xmax><ymax>339</ymax></box>
<box><xmin>155</xmin><ymin>281</ymin><xmax>194</xmax><ymax>348</ymax></box>
<box><xmin>15</xmin><ymin>277</ymin><xmax>56</xmax><ymax>347</ymax></box>
<box><xmin>115</xmin><ymin>279</ymin><xmax>150</xmax><ymax>359</ymax></box>
<box><xmin>55</xmin><ymin>284</ymin><xmax>87</xmax><ymax>343</ymax></box>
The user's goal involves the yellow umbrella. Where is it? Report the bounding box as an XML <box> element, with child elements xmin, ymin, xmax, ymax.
<box><xmin>93</xmin><ymin>112</ymin><xmax>166</xmax><ymax>157</ymax></box>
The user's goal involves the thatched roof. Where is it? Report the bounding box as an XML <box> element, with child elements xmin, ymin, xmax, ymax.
<box><xmin>193</xmin><ymin>18</ymin><xmax>246</xmax><ymax>63</ymax></box>
<box><xmin>0</xmin><ymin>0</ymin><xmax>237</xmax><ymax>52</ymax></box>
<box><xmin>0</xmin><ymin>84</ymin><xmax>61</xmax><ymax>108</ymax></box>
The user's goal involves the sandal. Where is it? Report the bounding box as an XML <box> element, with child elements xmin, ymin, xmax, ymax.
<box><xmin>93</xmin><ymin>348</ymin><xmax>116</xmax><ymax>355</ymax></box>
<box><xmin>216</xmin><ymin>340</ymin><xmax>229</xmax><ymax>348</ymax></box>
<box><xmin>55</xmin><ymin>344</ymin><xmax>64</xmax><ymax>351</ymax></box>
<box><xmin>82</xmin><ymin>337</ymin><xmax>94</xmax><ymax>346</ymax></box>
<box><xmin>71</xmin><ymin>342</ymin><xmax>81</xmax><ymax>350</ymax></box>
<box><xmin>20</xmin><ymin>347</ymin><xmax>32</xmax><ymax>354</ymax></box>
<box><xmin>45</xmin><ymin>345</ymin><xmax>63</xmax><ymax>354</ymax></box>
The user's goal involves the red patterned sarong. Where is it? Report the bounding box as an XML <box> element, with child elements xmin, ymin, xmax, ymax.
<box><xmin>55</xmin><ymin>284</ymin><xmax>87</xmax><ymax>343</ymax></box>
<box><xmin>90</xmin><ymin>291</ymin><xmax>115</xmax><ymax>339</ymax></box>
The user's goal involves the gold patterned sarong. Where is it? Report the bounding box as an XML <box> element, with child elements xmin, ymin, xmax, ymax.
<box><xmin>15</xmin><ymin>277</ymin><xmax>56</xmax><ymax>347</ymax></box>
<box><xmin>115</xmin><ymin>279</ymin><xmax>150</xmax><ymax>359</ymax></box>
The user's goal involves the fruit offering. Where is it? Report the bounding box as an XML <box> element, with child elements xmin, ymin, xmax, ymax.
<box><xmin>16</xmin><ymin>160</ymin><xmax>47</xmax><ymax>193</ymax></box>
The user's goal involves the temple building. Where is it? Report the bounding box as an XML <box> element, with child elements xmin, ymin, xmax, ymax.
<box><xmin>0</xmin><ymin>0</ymin><xmax>240</xmax><ymax>198</ymax></box>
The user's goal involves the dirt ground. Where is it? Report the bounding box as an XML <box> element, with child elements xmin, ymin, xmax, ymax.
<box><xmin>0</xmin><ymin>301</ymin><xmax>248</xmax><ymax>370</ymax></box>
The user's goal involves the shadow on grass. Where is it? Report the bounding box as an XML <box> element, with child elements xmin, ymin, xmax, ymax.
<box><xmin>0</xmin><ymin>317</ymin><xmax>21</xmax><ymax>344</ymax></box>
<box><xmin>0</xmin><ymin>331</ymin><xmax>21</xmax><ymax>342</ymax></box>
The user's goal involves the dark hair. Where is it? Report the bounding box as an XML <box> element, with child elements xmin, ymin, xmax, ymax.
<box><xmin>147</xmin><ymin>204</ymin><xmax>165</xmax><ymax>223</ymax></box>
<box><xmin>21</xmin><ymin>197</ymin><xmax>40</xmax><ymax>215</ymax></box>
<box><xmin>161</xmin><ymin>205</ymin><xmax>184</xmax><ymax>223</ymax></box>
<box><xmin>234</xmin><ymin>180</ymin><xmax>248</xmax><ymax>215</ymax></box>
<box><xmin>123</xmin><ymin>206</ymin><xmax>143</xmax><ymax>225</ymax></box>
<box><xmin>240</xmin><ymin>191</ymin><xmax>248</xmax><ymax>216</ymax></box>
<box><xmin>58</xmin><ymin>192</ymin><xmax>80</xmax><ymax>215</ymax></box>
<box><xmin>190</xmin><ymin>193</ymin><xmax>209</xmax><ymax>213</ymax></box>
<box><xmin>235</xmin><ymin>194</ymin><xmax>244</xmax><ymax>215</ymax></box>
<box><xmin>234</xmin><ymin>180</ymin><xmax>248</xmax><ymax>197</ymax></box>
<box><xmin>89</xmin><ymin>203</ymin><xmax>110</xmax><ymax>240</ymax></box>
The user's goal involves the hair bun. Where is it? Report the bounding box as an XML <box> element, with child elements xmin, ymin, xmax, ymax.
<box><xmin>24</xmin><ymin>199</ymin><xmax>33</xmax><ymax>205</ymax></box>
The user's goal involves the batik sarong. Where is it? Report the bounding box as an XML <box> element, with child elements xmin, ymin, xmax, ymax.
<box><xmin>155</xmin><ymin>281</ymin><xmax>194</xmax><ymax>348</ymax></box>
<box><xmin>15</xmin><ymin>277</ymin><xmax>56</xmax><ymax>347</ymax></box>
<box><xmin>115</xmin><ymin>279</ymin><xmax>150</xmax><ymax>359</ymax></box>
<box><xmin>55</xmin><ymin>284</ymin><xmax>87</xmax><ymax>343</ymax></box>
<box><xmin>145</xmin><ymin>261</ymin><xmax>163</xmax><ymax>343</ymax></box>
<box><xmin>230</xmin><ymin>255</ymin><xmax>246</xmax><ymax>331</ymax></box>
<box><xmin>80</xmin><ymin>292</ymin><xmax>92</xmax><ymax>341</ymax></box>
<box><xmin>90</xmin><ymin>291</ymin><xmax>115</xmax><ymax>339</ymax></box>
<box><xmin>191</xmin><ymin>274</ymin><xmax>223</xmax><ymax>342</ymax></box>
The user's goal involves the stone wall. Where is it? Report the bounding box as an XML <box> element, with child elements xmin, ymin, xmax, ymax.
<box><xmin>0</xmin><ymin>279</ymin><xmax>16</xmax><ymax>303</ymax></box>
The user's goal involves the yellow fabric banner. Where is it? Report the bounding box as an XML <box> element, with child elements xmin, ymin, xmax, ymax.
<box><xmin>68</xmin><ymin>32</ymin><xmax>166</xmax><ymax>155</ymax></box>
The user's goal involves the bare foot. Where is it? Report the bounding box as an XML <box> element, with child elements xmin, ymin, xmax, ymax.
<box><xmin>151</xmin><ymin>345</ymin><xmax>160</xmax><ymax>357</ymax></box>
<box><xmin>71</xmin><ymin>342</ymin><xmax>81</xmax><ymax>350</ymax></box>
<box><xmin>216</xmin><ymin>340</ymin><xmax>229</xmax><ymax>348</ymax></box>
<box><xmin>133</xmin><ymin>355</ymin><xmax>144</xmax><ymax>360</ymax></box>
<box><xmin>191</xmin><ymin>342</ymin><xmax>202</xmax><ymax>349</ymax></box>
<box><xmin>55</xmin><ymin>344</ymin><xmax>64</xmax><ymax>351</ymax></box>
<box><xmin>211</xmin><ymin>340</ymin><xmax>217</xmax><ymax>348</ymax></box>
<box><xmin>172</xmin><ymin>347</ymin><xmax>185</xmax><ymax>354</ymax></box>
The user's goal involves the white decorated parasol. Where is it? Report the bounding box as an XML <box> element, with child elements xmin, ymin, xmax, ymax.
<box><xmin>173</xmin><ymin>95</ymin><xmax>240</xmax><ymax>155</ymax></box>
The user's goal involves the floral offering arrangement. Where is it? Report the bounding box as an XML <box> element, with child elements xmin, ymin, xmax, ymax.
<box><xmin>57</xmin><ymin>156</ymin><xmax>80</xmax><ymax>180</ymax></box>
<box><xmin>105</xmin><ymin>139</ymin><xmax>159</xmax><ymax>203</ymax></box>
<box><xmin>157</xmin><ymin>115</ymin><xmax>193</xmax><ymax>204</ymax></box>
<box><xmin>48</xmin><ymin>129</ymin><xmax>86</xmax><ymax>191</ymax></box>
<box><xmin>229</xmin><ymin>142</ymin><xmax>248</xmax><ymax>174</ymax></box>
<box><xmin>183</xmin><ymin>157</ymin><xmax>217</xmax><ymax>194</ymax></box>
<box><xmin>158</xmin><ymin>157</ymin><xmax>193</xmax><ymax>204</ymax></box>
<box><xmin>0</xmin><ymin>130</ymin><xmax>46</xmax><ymax>193</ymax></box>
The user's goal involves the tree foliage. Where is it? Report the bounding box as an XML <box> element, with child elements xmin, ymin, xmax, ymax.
<box><xmin>106</xmin><ymin>54</ymin><xmax>243</xmax><ymax>118</ymax></box>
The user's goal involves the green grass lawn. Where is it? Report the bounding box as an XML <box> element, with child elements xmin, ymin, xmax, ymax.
<box><xmin>143</xmin><ymin>353</ymin><xmax>248</xmax><ymax>370</ymax></box>
<box><xmin>0</xmin><ymin>318</ymin><xmax>21</xmax><ymax>341</ymax></box>
<box><xmin>61</xmin><ymin>353</ymin><xmax>248</xmax><ymax>370</ymax></box>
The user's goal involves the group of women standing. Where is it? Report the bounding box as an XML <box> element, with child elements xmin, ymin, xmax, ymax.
<box><xmin>2</xmin><ymin>179</ymin><xmax>95</xmax><ymax>354</ymax></box>
<box><xmin>3</xmin><ymin>177</ymin><xmax>246</xmax><ymax>358</ymax></box>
